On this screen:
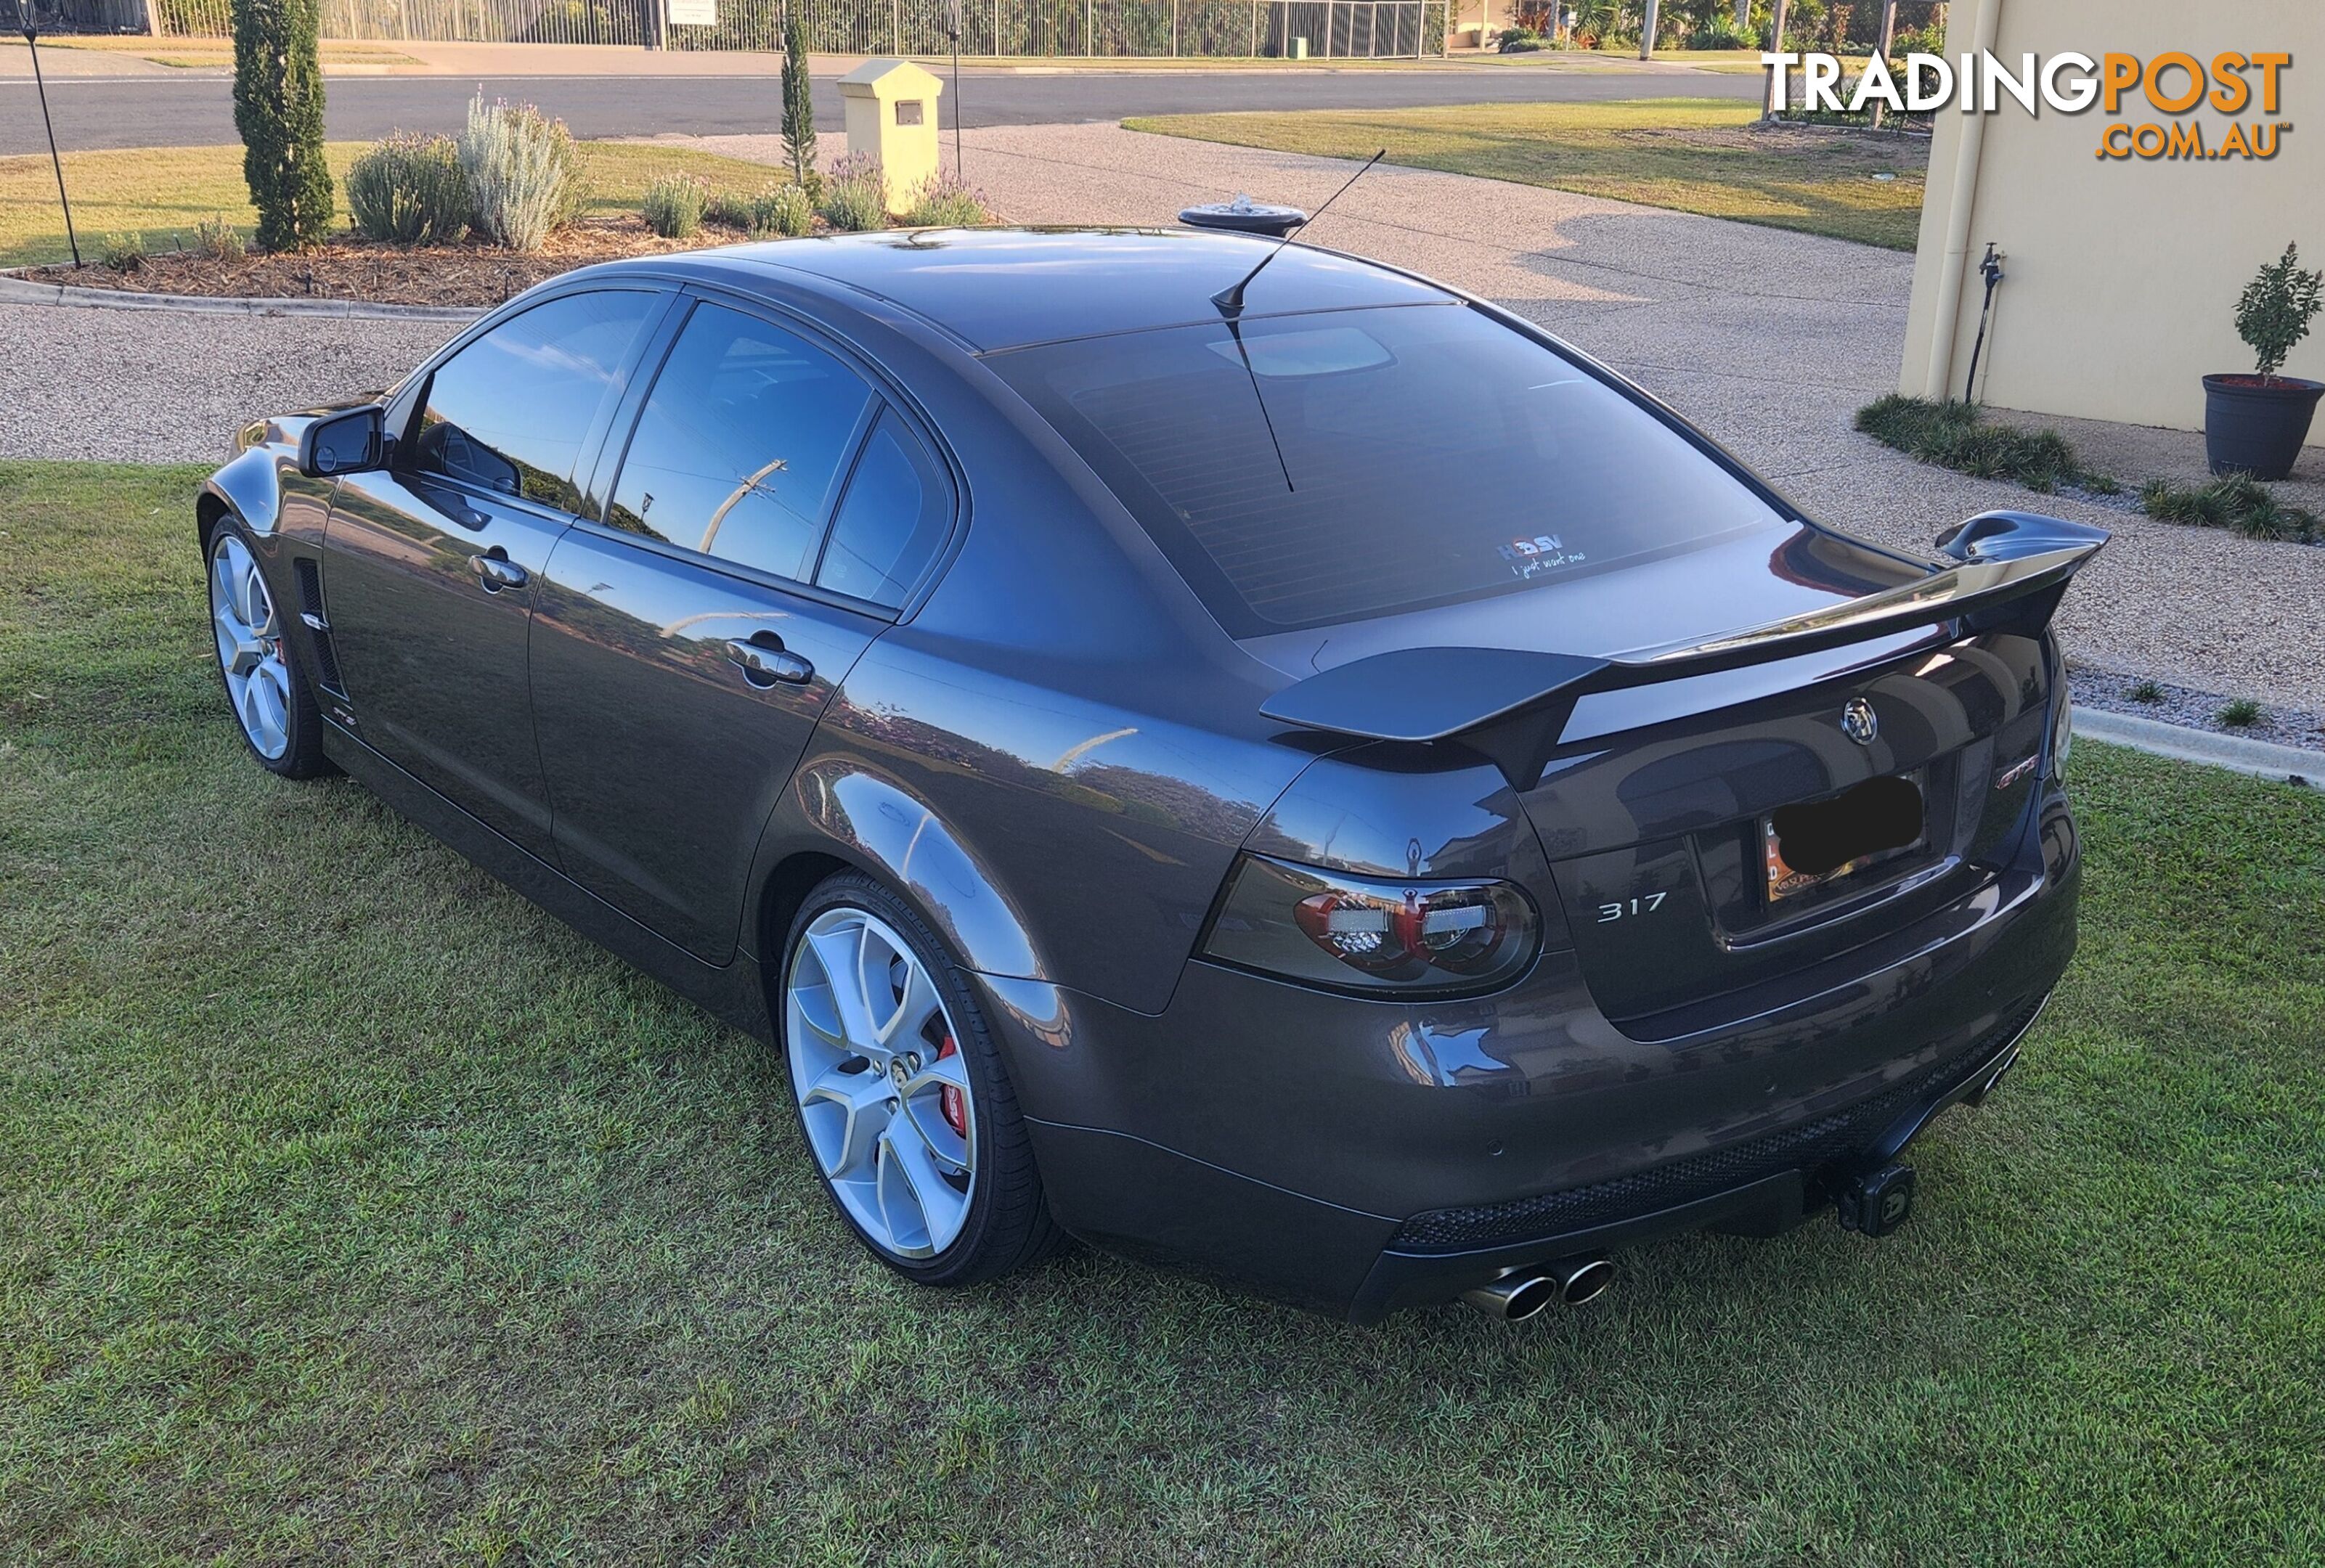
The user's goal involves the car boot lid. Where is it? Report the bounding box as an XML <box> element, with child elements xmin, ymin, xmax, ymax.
<box><xmin>1261</xmin><ymin>512</ymin><xmax>2109</xmax><ymax>790</ymax></box>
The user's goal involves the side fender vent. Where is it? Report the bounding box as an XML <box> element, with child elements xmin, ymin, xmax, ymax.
<box><xmin>292</xmin><ymin>556</ymin><xmax>348</xmax><ymax>697</ymax></box>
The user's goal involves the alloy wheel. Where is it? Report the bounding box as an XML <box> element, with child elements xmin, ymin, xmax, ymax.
<box><xmin>785</xmin><ymin>907</ymin><xmax>978</xmax><ymax>1259</ymax></box>
<box><xmin>209</xmin><ymin>531</ymin><xmax>291</xmax><ymax>761</ymax></box>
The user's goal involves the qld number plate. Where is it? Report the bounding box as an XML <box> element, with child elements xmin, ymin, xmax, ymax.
<box><xmin>1764</xmin><ymin>775</ymin><xmax>1924</xmax><ymax>902</ymax></box>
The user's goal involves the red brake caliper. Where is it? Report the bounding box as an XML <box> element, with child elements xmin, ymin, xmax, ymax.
<box><xmin>936</xmin><ymin>1035</ymin><xmax>967</xmax><ymax>1137</ymax></box>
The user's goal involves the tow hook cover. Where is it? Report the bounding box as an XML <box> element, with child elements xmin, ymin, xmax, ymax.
<box><xmin>1836</xmin><ymin>1162</ymin><xmax>1917</xmax><ymax>1238</ymax></box>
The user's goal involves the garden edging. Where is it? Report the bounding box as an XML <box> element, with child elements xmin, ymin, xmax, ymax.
<box><xmin>2074</xmin><ymin>707</ymin><xmax>2321</xmax><ymax>788</ymax></box>
<box><xmin>0</xmin><ymin>272</ymin><xmax>484</xmax><ymax>322</ymax></box>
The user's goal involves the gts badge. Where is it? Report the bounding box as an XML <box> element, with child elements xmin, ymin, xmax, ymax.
<box><xmin>1596</xmin><ymin>891</ymin><xmax>1669</xmax><ymax>923</ymax></box>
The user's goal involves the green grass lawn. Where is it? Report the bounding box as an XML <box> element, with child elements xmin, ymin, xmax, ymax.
<box><xmin>1124</xmin><ymin>97</ymin><xmax>1929</xmax><ymax>249</ymax></box>
<box><xmin>0</xmin><ymin>142</ymin><xmax>791</xmax><ymax>268</ymax></box>
<box><xmin>4</xmin><ymin>459</ymin><xmax>2322</xmax><ymax>1564</ymax></box>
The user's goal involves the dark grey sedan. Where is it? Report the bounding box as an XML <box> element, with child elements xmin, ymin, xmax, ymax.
<box><xmin>201</xmin><ymin>227</ymin><xmax>2103</xmax><ymax>1322</ymax></box>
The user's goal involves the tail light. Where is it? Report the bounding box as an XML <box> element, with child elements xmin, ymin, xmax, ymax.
<box><xmin>2048</xmin><ymin>671</ymin><xmax>2074</xmax><ymax>780</ymax></box>
<box><xmin>1201</xmin><ymin>854</ymin><xmax>1539</xmax><ymax>996</ymax></box>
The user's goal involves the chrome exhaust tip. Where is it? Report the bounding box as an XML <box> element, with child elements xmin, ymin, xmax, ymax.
<box><xmin>1460</xmin><ymin>1256</ymin><xmax>1614</xmax><ymax>1320</ymax></box>
<box><xmin>1550</xmin><ymin>1254</ymin><xmax>1616</xmax><ymax>1307</ymax></box>
<box><xmin>1461</xmin><ymin>1270</ymin><xmax>1563</xmax><ymax>1322</ymax></box>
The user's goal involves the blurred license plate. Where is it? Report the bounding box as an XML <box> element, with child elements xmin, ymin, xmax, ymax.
<box><xmin>1764</xmin><ymin>775</ymin><xmax>1924</xmax><ymax>902</ymax></box>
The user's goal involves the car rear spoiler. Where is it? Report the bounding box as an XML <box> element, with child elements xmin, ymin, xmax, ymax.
<box><xmin>1260</xmin><ymin>511</ymin><xmax>2109</xmax><ymax>791</ymax></box>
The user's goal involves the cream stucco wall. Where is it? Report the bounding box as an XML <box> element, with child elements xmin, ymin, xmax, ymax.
<box><xmin>1899</xmin><ymin>0</ymin><xmax>2324</xmax><ymax>430</ymax></box>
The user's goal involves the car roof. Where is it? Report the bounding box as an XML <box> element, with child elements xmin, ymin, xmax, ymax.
<box><xmin>636</xmin><ymin>227</ymin><xmax>1459</xmax><ymax>354</ymax></box>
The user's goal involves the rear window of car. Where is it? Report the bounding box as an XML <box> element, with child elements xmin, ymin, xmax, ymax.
<box><xmin>988</xmin><ymin>303</ymin><xmax>1788</xmax><ymax>634</ymax></box>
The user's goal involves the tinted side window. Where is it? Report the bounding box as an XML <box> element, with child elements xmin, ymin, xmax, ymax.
<box><xmin>409</xmin><ymin>290</ymin><xmax>659</xmax><ymax>513</ymax></box>
<box><xmin>816</xmin><ymin>411</ymin><xmax>949</xmax><ymax>610</ymax></box>
<box><xmin>607</xmin><ymin>302</ymin><xmax>874</xmax><ymax>583</ymax></box>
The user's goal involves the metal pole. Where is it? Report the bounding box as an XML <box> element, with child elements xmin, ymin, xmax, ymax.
<box><xmin>1636</xmin><ymin>0</ymin><xmax>1655</xmax><ymax>59</ymax></box>
<box><xmin>1170</xmin><ymin>0</ymin><xmax>1177</xmax><ymax>54</ymax></box>
<box><xmin>1764</xmin><ymin>0</ymin><xmax>1788</xmax><ymax>118</ymax></box>
<box><xmin>20</xmin><ymin>23</ymin><xmax>81</xmax><ymax>268</ymax></box>
<box><xmin>1869</xmin><ymin>0</ymin><xmax>1898</xmax><ymax>129</ymax></box>
<box><xmin>1083</xmin><ymin>0</ymin><xmax>1091</xmax><ymax>54</ymax></box>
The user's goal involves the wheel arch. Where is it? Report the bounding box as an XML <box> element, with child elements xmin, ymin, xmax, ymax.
<box><xmin>748</xmin><ymin>760</ymin><xmax>1050</xmax><ymax>992</ymax></box>
<box><xmin>200</xmin><ymin>446</ymin><xmax>286</xmax><ymax>546</ymax></box>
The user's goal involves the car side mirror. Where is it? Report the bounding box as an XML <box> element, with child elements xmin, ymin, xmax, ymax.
<box><xmin>297</xmin><ymin>404</ymin><xmax>386</xmax><ymax>478</ymax></box>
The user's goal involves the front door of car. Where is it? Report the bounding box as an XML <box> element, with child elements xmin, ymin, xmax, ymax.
<box><xmin>529</xmin><ymin>296</ymin><xmax>957</xmax><ymax>963</ymax></box>
<box><xmin>322</xmin><ymin>287</ymin><xmax>668</xmax><ymax>860</ymax></box>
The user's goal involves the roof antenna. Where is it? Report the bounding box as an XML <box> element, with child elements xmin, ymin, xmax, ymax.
<box><xmin>1212</xmin><ymin>149</ymin><xmax>1385</xmax><ymax>318</ymax></box>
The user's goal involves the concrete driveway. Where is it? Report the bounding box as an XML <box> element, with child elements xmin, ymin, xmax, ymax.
<box><xmin>6</xmin><ymin>121</ymin><xmax>2319</xmax><ymax>710</ymax></box>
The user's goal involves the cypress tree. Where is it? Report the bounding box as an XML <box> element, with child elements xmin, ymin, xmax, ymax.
<box><xmin>233</xmin><ymin>0</ymin><xmax>334</xmax><ymax>251</ymax></box>
<box><xmin>781</xmin><ymin>11</ymin><xmax>818</xmax><ymax>192</ymax></box>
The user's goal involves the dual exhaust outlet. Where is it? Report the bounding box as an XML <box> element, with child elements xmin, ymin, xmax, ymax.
<box><xmin>1460</xmin><ymin>1255</ymin><xmax>1615</xmax><ymax>1321</ymax></box>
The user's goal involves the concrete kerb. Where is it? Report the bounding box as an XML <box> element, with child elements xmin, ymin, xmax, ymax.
<box><xmin>2075</xmin><ymin>708</ymin><xmax>2321</xmax><ymax>789</ymax></box>
<box><xmin>0</xmin><ymin>273</ymin><xmax>484</xmax><ymax>323</ymax></box>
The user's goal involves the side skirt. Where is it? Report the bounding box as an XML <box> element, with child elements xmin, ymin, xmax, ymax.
<box><xmin>320</xmin><ymin>721</ymin><xmax>775</xmax><ymax>1045</ymax></box>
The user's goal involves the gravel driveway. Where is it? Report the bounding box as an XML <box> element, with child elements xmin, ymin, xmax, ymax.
<box><xmin>0</xmin><ymin>300</ymin><xmax>452</xmax><ymax>465</ymax></box>
<box><xmin>11</xmin><ymin>120</ymin><xmax>2321</xmax><ymax>711</ymax></box>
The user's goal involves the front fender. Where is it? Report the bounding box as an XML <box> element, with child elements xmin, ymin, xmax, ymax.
<box><xmin>202</xmin><ymin>445</ymin><xmax>289</xmax><ymax>538</ymax></box>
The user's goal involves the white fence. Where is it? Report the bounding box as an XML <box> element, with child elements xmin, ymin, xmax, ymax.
<box><xmin>141</xmin><ymin>0</ymin><xmax>1447</xmax><ymax>56</ymax></box>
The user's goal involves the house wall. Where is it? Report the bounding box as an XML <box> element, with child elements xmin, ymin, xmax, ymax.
<box><xmin>1899</xmin><ymin>0</ymin><xmax>2324</xmax><ymax>430</ymax></box>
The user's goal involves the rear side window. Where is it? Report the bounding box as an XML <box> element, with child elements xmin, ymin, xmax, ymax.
<box><xmin>607</xmin><ymin>302</ymin><xmax>875</xmax><ymax>582</ymax></box>
<box><xmin>990</xmin><ymin>303</ymin><xmax>1786</xmax><ymax>634</ymax></box>
<box><xmin>410</xmin><ymin>290</ymin><xmax>659</xmax><ymax>514</ymax></box>
<box><xmin>816</xmin><ymin>411</ymin><xmax>949</xmax><ymax>609</ymax></box>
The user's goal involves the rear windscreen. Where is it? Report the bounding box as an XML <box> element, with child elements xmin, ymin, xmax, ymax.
<box><xmin>989</xmin><ymin>303</ymin><xmax>1787</xmax><ymax>634</ymax></box>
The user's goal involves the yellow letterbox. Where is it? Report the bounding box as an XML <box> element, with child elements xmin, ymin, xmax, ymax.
<box><xmin>837</xmin><ymin>59</ymin><xmax>946</xmax><ymax>217</ymax></box>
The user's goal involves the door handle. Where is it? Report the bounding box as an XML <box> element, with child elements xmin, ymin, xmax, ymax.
<box><xmin>469</xmin><ymin>552</ymin><xmax>528</xmax><ymax>592</ymax></box>
<box><xmin>727</xmin><ymin>634</ymin><xmax>813</xmax><ymax>687</ymax></box>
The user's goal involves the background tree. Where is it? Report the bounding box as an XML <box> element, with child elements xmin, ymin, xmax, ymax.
<box><xmin>232</xmin><ymin>0</ymin><xmax>333</xmax><ymax>250</ymax></box>
<box><xmin>781</xmin><ymin>12</ymin><xmax>817</xmax><ymax>192</ymax></box>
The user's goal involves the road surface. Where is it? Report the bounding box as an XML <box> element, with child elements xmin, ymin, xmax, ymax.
<box><xmin>1</xmin><ymin>65</ymin><xmax>1762</xmax><ymax>155</ymax></box>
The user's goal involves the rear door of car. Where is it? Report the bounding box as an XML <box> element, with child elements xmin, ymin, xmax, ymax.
<box><xmin>529</xmin><ymin>290</ymin><xmax>959</xmax><ymax>963</ymax></box>
<box><xmin>322</xmin><ymin>285</ymin><xmax>672</xmax><ymax>860</ymax></box>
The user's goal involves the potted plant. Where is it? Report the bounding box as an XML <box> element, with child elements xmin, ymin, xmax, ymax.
<box><xmin>2205</xmin><ymin>242</ymin><xmax>2324</xmax><ymax>481</ymax></box>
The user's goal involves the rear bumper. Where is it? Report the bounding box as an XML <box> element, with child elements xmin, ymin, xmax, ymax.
<box><xmin>1346</xmin><ymin>993</ymin><xmax>2041</xmax><ymax>1321</ymax></box>
<box><xmin>980</xmin><ymin>796</ymin><xmax>2080</xmax><ymax>1321</ymax></box>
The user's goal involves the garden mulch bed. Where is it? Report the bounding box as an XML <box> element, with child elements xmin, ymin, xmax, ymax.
<box><xmin>15</xmin><ymin>216</ymin><xmax>772</xmax><ymax>309</ymax></box>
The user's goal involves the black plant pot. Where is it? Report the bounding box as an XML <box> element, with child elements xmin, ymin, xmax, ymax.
<box><xmin>2204</xmin><ymin>373</ymin><xmax>2324</xmax><ymax>481</ymax></box>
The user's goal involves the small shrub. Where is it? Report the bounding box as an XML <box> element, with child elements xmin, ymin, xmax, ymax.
<box><xmin>458</xmin><ymin>94</ymin><xmax>582</xmax><ymax>253</ymax></box>
<box><xmin>1497</xmin><ymin>26</ymin><xmax>1544</xmax><ymax>52</ymax></box>
<box><xmin>820</xmin><ymin>153</ymin><xmax>889</xmax><ymax>233</ymax></box>
<box><xmin>749</xmin><ymin>184</ymin><xmax>817</xmax><ymax>239</ymax></box>
<box><xmin>1892</xmin><ymin>23</ymin><xmax>1947</xmax><ymax>57</ymax></box>
<box><xmin>2129</xmin><ymin>679</ymin><xmax>2163</xmax><ymax>703</ymax></box>
<box><xmin>704</xmin><ymin>190</ymin><xmax>754</xmax><ymax>229</ymax></box>
<box><xmin>99</xmin><ymin>232</ymin><xmax>147</xmax><ymax>272</ymax></box>
<box><xmin>900</xmin><ymin>170</ymin><xmax>990</xmax><ymax>229</ymax></box>
<box><xmin>194</xmin><ymin>216</ymin><xmax>247</xmax><ymax>261</ymax></box>
<box><xmin>1854</xmin><ymin>394</ymin><xmax>2111</xmax><ymax>494</ymax></box>
<box><xmin>641</xmin><ymin>173</ymin><xmax>711</xmax><ymax>239</ymax></box>
<box><xmin>2234</xmin><ymin>242</ymin><xmax>2324</xmax><ymax>381</ymax></box>
<box><xmin>2140</xmin><ymin>474</ymin><xmax>2321</xmax><ymax>543</ymax></box>
<box><xmin>1685</xmin><ymin>17</ymin><xmax>1754</xmax><ymax>49</ymax></box>
<box><xmin>2218</xmin><ymin>698</ymin><xmax>2264</xmax><ymax>727</ymax></box>
<box><xmin>346</xmin><ymin>132</ymin><xmax>469</xmax><ymax>245</ymax></box>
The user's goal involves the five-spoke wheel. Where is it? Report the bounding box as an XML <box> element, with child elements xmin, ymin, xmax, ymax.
<box><xmin>210</xmin><ymin>530</ymin><xmax>292</xmax><ymax>761</ymax></box>
<box><xmin>205</xmin><ymin>520</ymin><xmax>326</xmax><ymax>777</ymax></box>
<box><xmin>781</xmin><ymin>874</ymin><xmax>1064</xmax><ymax>1283</ymax></box>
